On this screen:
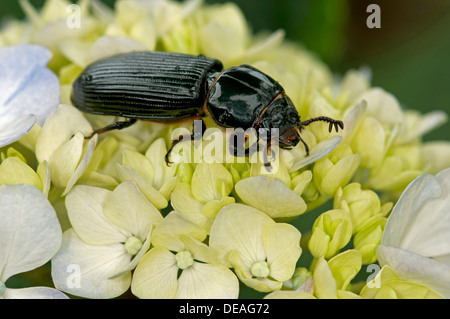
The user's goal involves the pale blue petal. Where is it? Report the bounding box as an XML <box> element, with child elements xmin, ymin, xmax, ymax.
<box><xmin>0</xmin><ymin>44</ymin><xmax>60</xmax><ymax>128</ymax></box>
<box><xmin>0</xmin><ymin>114</ymin><xmax>36</xmax><ymax>148</ymax></box>
<box><xmin>0</xmin><ymin>184</ymin><xmax>62</xmax><ymax>282</ymax></box>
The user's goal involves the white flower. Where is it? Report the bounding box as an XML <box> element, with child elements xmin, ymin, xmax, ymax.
<box><xmin>209</xmin><ymin>204</ymin><xmax>302</xmax><ymax>292</ymax></box>
<box><xmin>131</xmin><ymin>212</ymin><xmax>239</xmax><ymax>299</ymax></box>
<box><xmin>0</xmin><ymin>44</ymin><xmax>60</xmax><ymax>148</ymax></box>
<box><xmin>51</xmin><ymin>181</ymin><xmax>163</xmax><ymax>299</ymax></box>
<box><xmin>376</xmin><ymin>168</ymin><xmax>450</xmax><ymax>298</ymax></box>
<box><xmin>0</xmin><ymin>184</ymin><xmax>66</xmax><ymax>299</ymax></box>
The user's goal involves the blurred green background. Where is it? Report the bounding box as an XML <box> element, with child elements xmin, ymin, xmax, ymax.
<box><xmin>1</xmin><ymin>0</ymin><xmax>449</xmax><ymax>140</ymax></box>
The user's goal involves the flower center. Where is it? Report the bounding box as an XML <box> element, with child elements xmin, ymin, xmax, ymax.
<box><xmin>0</xmin><ymin>281</ymin><xmax>5</xmax><ymax>295</ymax></box>
<box><xmin>250</xmin><ymin>261</ymin><xmax>270</xmax><ymax>278</ymax></box>
<box><xmin>124</xmin><ymin>236</ymin><xmax>143</xmax><ymax>256</ymax></box>
<box><xmin>175</xmin><ymin>250</ymin><xmax>194</xmax><ymax>270</ymax></box>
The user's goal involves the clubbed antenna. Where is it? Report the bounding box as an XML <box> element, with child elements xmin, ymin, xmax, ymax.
<box><xmin>298</xmin><ymin>116</ymin><xmax>344</xmax><ymax>133</ymax></box>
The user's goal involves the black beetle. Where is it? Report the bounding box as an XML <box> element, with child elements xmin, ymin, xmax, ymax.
<box><xmin>71</xmin><ymin>51</ymin><xmax>343</xmax><ymax>163</ymax></box>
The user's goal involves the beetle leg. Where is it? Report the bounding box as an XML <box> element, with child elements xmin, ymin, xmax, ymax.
<box><xmin>229</xmin><ymin>131</ymin><xmax>244</xmax><ymax>157</ymax></box>
<box><xmin>298</xmin><ymin>135</ymin><xmax>310</xmax><ymax>156</ymax></box>
<box><xmin>165</xmin><ymin>141</ymin><xmax>181</xmax><ymax>165</ymax></box>
<box><xmin>165</xmin><ymin>119</ymin><xmax>206</xmax><ymax>165</ymax></box>
<box><xmin>86</xmin><ymin>118</ymin><xmax>137</xmax><ymax>138</ymax></box>
<box><xmin>245</xmin><ymin>134</ymin><xmax>262</xmax><ymax>157</ymax></box>
<box><xmin>263</xmin><ymin>142</ymin><xmax>272</xmax><ymax>167</ymax></box>
<box><xmin>229</xmin><ymin>131</ymin><xmax>259</xmax><ymax>158</ymax></box>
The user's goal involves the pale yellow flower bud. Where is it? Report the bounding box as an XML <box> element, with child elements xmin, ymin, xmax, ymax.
<box><xmin>367</xmin><ymin>144</ymin><xmax>423</xmax><ymax>193</ymax></box>
<box><xmin>353</xmin><ymin>217</ymin><xmax>387</xmax><ymax>264</ymax></box>
<box><xmin>308</xmin><ymin>209</ymin><xmax>352</xmax><ymax>259</ymax></box>
<box><xmin>334</xmin><ymin>183</ymin><xmax>386</xmax><ymax>234</ymax></box>
<box><xmin>313</xmin><ymin>144</ymin><xmax>361</xmax><ymax>197</ymax></box>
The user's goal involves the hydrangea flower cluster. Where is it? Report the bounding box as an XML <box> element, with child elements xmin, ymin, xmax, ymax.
<box><xmin>0</xmin><ymin>0</ymin><xmax>449</xmax><ymax>299</ymax></box>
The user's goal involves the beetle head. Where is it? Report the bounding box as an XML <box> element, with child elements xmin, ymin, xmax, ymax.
<box><xmin>259</xmin><ymin>94</ymin><xmax>301</xmax><ymax>148</ymax></box>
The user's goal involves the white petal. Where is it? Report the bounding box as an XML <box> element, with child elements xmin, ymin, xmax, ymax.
<box><xmin>0</xmin><ymin>184</ymin><xmax>62</xmax><ymax>281</ymax></box>
<box><xmin>422</xmin><ymin>142</ymin><xmax>450</xmax><ymax>175</ymax></box>
<box><xmin>378</xmin><ymin>168</ymin><xmax>450</xmax><ymax>298</ymax></box>
<box><xmin>170</xmin><ymin>182</ymin><xmax>211</xmax><ymax>231</ymax></box>
<box><xmin>104</xmin><ymin>181</ymin><xmax>162</xmax><ymax>240</ymax></box>
<box><xmin>377</xmin><ymin>244</ymin><xmax>450</xmax><ymax>298</ymax></box>
<box><xmin>48</xmin><ymin>131</ymin><xmax>84</xmax><ymax>188</ymax></box>
<box><xmin>115</xmin><ymin>163</ymin><xmax>168</xmax><ymax>210</ymax></box>
<box><xmin>436</xmin><ymin>168</ymin><xmax>450</xmax><ymax>195</ymax></box>
<box><xmin>90</xmin><ymin>0</ymin><xmax>115</xmax><ymax>23</ymax></box>
<box><xmin>65</xmin><ymin>185</ymin><xmax>128</xmax><ymax>245</ymax></box>
<box><xmin>145</xmin><ymin>138</ymin><xmax>177</xmax><ymax>190</ymax></box>
<box><xmin>209</xmin><ymin>204</ymin><xmax>273</xmax><ymax>268</ymax></box>
<box><xmin>58</xmin><ymin>40</ymin><xmax>91</xmax><ymax>67</ymax></box>
<box><xmin>35</xmin><ymin>104</ymin><xmax>93</xmax><ymax>163</ymax></box>
<box><xmin>246</xmin><ymin>29</ymin><xmax>284</xmax><ymax>58</ymax></box>
<box><xmin>86</xmin><ymin>35</ymin><xmax>147</xmax><ymax>65</ymax></box>
<box><xmin>262</xmin><ymin>223</ymin><xmax>302</xmax><ymax>282</ymax></box>
<box><xmin>0</xmin><ymin>45</ymin><xmax>59</xmax><ymax>126</ymax></box>
<box><xmin>407</xmin><ymin>111</ymin><xmax>447</xmax><ymax>141</ymax></box>
<box><xmin>31</xmin><ymin>16</ymin><xmax>98</xmax><ymax>51</ymax></box>
<box><xmin>341</xmin><ymin>100</ymin><xmax>366</xmax><ymax>143</ymax></box>
<box><xmin>289</xmin><ymin>136</ymin><xmax>342</xmax><ymax>171</ymax></box>
<box><xmin>37</xmin><ymin>160</ymin><xmax>51</xmax><ymax>197</ymax></box>
<box><xmin>0</xmin><ymin>114</ymin><xmax>36</xmax><ymax>148</ymax></box>
<box><xmin>313</xmin><ymin>256</ymin><xmax>337</xmax><ymax>299</ymax></box>
<box><xmin>62</xmin><ymin>134</ymin><xmax>98</xmax><ymax>196</ymax></box>
<box><xmin>109</xmin><ymin>229</ymin><xmax>153</xmax><ymax>279</ymax></box>
<box><xmin>175</xmin><ymin>262</ymin><xmax>239</xmax><ymax>299</ymax></box>
<box><xmin>122</xmin><ymin>149</ymin><xmax>154</xmax><ymax>185</ymax></box>
<box><xmin>357</xmin><ymin>88</ymin><xmax>404</xmax><ymax>127</ymax></box>
<box><xmin>151</xmin><ymin>211</ymin><xmax>206</xmax><ymax>252</ymax></box>
<box><xmin>191</xmin><ymin>163</ymin><xmax>233</xmax><ymax>202</ymax></box>
<box><xmin>235</xmin><ymin>176</ymin><xmax>306</xmax><ymax>218</ymax></box>
<box><xmin>51</xmin><ymin>229</ymin><xmax>132</xmax><ymax>299</ymax></box>
<box><xmin>2</xmin><ymin>287</ymin><xmax>68</xmax><ymax>299</ymax></box>
<box><xmin>131</xmin><ymin>247</ymin><xmax>178</xmax><ymax>299</ymax></box>
<box><xmin>382</xmin><ymin>169</ymin><xmax>450</xmax><ymax>258</ymax></box>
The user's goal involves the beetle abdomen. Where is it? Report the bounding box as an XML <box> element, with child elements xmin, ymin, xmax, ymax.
<box><xmin>71</xmin><ymin>51</ymin><xmax>223</xmax><ymax>119</ymax></box>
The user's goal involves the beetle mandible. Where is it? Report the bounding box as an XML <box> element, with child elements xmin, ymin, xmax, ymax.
<box><xmin>71</xmin><ymin>51</ymin><xmax>343</xmax><ymax>163</ymax></box>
